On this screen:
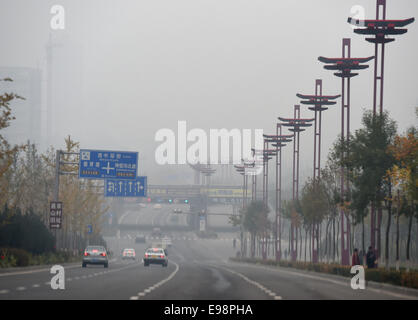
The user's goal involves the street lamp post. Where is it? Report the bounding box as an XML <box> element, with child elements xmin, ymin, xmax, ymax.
<box><xmin>263</xmin><ymin>130</ymin><xmax>293</xmax><ymax>262</ymax></box>
<box><xmin>348</xmin><ymin>0</ymin><xmax>414</xmax><ymax>261</ymax></box>
<box><xmin>318</xmin><ymin>38</ymin><xmax>373</xmax><ymax>265</ymax></box>
<box><xmin>279</xmin><ymin>106</ymin><xmax>314</xmax><ymax>262</ymax></box>
<box><xmin>297</xmin><ymin>80</ymin><xmax>340</xmax><ymax>263</ymax></box>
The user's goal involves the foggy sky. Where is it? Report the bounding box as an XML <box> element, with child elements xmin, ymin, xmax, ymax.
<box><xmin>0</xmin><ymin>0</ymin><xmax>417</xmax><ymax>186</ymax></box>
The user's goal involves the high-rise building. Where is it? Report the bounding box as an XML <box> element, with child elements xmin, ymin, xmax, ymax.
<box><xmin>0</xmin><ymin>67</ymin><xmax>42</xmax><ymax>148</ymax></box>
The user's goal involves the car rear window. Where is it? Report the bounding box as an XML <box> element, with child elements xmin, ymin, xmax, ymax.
<box><xmin>146</xmin><ymin>248</ymin><xmax>164</xmax><ymax>254</ymax></box>
<box><xmin>86</xmin><ymin>246</ymin><xmax>105</xmax><ymax>252</ymax></box>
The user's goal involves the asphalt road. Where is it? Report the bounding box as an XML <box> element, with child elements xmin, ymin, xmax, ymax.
<box><xmin>1</xmin><ymin>204</ymin><xmax>417</xmax><ymax>300</ymax></box>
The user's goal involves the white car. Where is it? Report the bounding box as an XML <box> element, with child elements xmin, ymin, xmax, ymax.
<box><xmin>162</xmin><ymin>237</ymin><xmax>172</xmax><ymax>248</ymax></box>
<box><xmin>122</xmin><ymin>248</ymin><xmax>136</xmax><ymax>260</ymax></box>
<box><xmin>143</xmin><ymin>248</ymin><xmax>168</xmax><ymax>267</ymax></box>
<box><xmin>153</xmin><ymin>204</ymin><xmax>162</xmax><ymax>209</ymax></box>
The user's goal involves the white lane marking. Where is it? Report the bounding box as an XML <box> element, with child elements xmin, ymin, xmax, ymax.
<box><xmin>233</xmin><ymin>262</ymin><xmax>417</xmax><ymax>300</ymax></box>
<box><xmin>0</xmin><ymin>289</ymin><xmax>10</xmax><ymax>294</ymax></box>
<box><xmin>0</xmin><ymin>263</ymin><xmax>80</xmax><ymax>278</ymax></box>
<box><xmin>213</xmin><ymin>264</ymin><xmax>282</xmax><ymax>300</ymax></box>
<box><xmin>129</xmin><ymin>260</ymin><xmax>180</xmax><ymax>300</ymax></box>
<box><xmin>118</xmin><ymin>211</ymin><xmax>132</xmax><ymax>224</ymax></box>
<box><xmin>16</xmin><ymin>286</ymin><xmax>26</xmax><ymax>291</ymax></box>
<box><xmin>32</xmin><ymin>284</ymin><xmax>40</xmax><ymax>288</ymax></box>
<box><xmin>44</xmin><ymin>281</ymin><xmax>50</xmax><ymax>285</ymax></box>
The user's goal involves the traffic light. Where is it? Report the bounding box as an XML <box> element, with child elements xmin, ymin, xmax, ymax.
<box><xmin>168</xmin><ymin>199</ymin><xmax>173</xmax><ymax>204</ymax></box>
<box><xmin>147</xmin><ymin>197</ymin><xmax>151</xmax><ymax>203</ymax></box>
<box><xmin>184</xmin><ymin>199</ymin><xmax>189</xmax><ymax>204</ymax></box>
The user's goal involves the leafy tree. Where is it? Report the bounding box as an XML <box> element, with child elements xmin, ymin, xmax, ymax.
<box><xmin>241</xmin><ymin>201</ymin><xmax>270</xmax><ymax>258</ymax></box>
<box><xmin>388</xmin><ymin>125</ymin><xmax>418</xmax><ymax>269</ymax></box>
<box><xmin>0</xmin><ymin>78</ymin><xmax>26</xmax><ymax>208</ymax></box>
<box><xmin>300</xmin><ymin>177</ymin><xmax>330</xmax><ymax>261</ymax></box>
<box><xmin>332</xmin><ymin>110</ymin><xmax>397</xmax><ymax>267</ymax></box>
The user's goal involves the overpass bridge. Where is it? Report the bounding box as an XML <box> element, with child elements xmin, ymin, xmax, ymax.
<box><xmin>146</xmin><ymin>185</ymin><xmax>245</xmax><ymax>204</ymax></box>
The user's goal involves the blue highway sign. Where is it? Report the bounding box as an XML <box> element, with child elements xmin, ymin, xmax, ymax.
<box><xmin>105</xmin><ymin>176</ymin><xmax>147</xmax><ymax>197</ymax></box>
<box><xmin>79</xmin><ymin>149</ymin><xmax>138</xmax><ymax>179</ymax></box>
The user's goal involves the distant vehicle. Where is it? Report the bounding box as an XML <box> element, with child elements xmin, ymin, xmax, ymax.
<box><xmin>143</xmin><ymin>247</ymin><xmax>168</xmax><ymax>267</ymax></box>
<box><xmin>151</xmin><ymin>227</ymin><xmax>162</xmax><ymax>237</ymax></box>
<box><xmin>122</xmin><ymin>248</ymin><xmax>136</xmax><ymax>260</ymax></box>
<box><xmin>82</xmin><ymin>246</ymin><xmax>108</xmax><ymax>268</ymax></box>
<box><xmin>173</xmin><ymin>208</ymin><xmax>182</xmax><ymax>213</ymax></box>
<box><xmin>150</xmin><ymin>242</ymin><xmax>168</xmax><ymax>257</ymax></box>
<box><xmin>196</xmin><ymin>231</ymin><xmax>218</xmax><ymax>239</ymax></box>
<box><xmin>139</xmin><ymin>203</ymin><xmax>147</xmax><ymax>208</ymax></box>
<box><xmin>169</xmin><ymin>215</ymin><xmax>179</xmax><ymax>223</ymax></box>
<box><xmin>135</xmin><ymin>235</ymin><xmax>146</xmax><ymax>243</ymax></box>
<box><xmin>162</xmin><ymin>236</ymin><xmax>172</xmax><ymax>248</ymax></box>
<box><xmin>153</xmin><ymin>204</ymin><xmax>162</xmax><ymax>209</ymax></box>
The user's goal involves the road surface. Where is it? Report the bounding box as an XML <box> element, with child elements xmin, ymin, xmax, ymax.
<box><xmin>1</xmin><ymin>204</ymin><xmax>417</xmax><ymax>300</ymax></box>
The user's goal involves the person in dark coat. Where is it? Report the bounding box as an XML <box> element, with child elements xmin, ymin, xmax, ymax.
<box><xmin>352</xmin><ymin>248</ymin><xmax>361</xmax><ymax>266</ymax></box>
<box><xmin>366</xmin><ymin>246</ymin><xmax>376</xmax><ymax>268</ymax></box>
<box><xmin>359</xmin><ymin>249</ymin><xmax>364</xmax><ymax>265</ymax></box>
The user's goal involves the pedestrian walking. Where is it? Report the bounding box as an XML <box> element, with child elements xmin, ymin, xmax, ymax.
<box><xmin>366</xmin><ymin>246</ymin><xmax>377</xmax><ymax>268</ymax></box>
<box><xmin>352</xmin><ymin>248</ymin><xmax>361</xmax><ymax>266</ymax></box>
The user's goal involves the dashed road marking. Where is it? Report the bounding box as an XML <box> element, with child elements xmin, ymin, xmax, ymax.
<box><xmin>129</xmin><ymin>260</ymin><xmax>180</xmax><ymax>300</ymax></box>
<box><xmin>0</xmin><ymin>263</ymin><xmax>80</xmax><ymax>277</ymax></box>
<box><xmin>0</xmin><ymin>289</ymin><xmax>10</xmax><ymax>294</ymax></box>
<box><xmin>16</xmin><ymin>286</ymin><xmax>26</xmax><ymax>291</ymax></box>
<box><xmin>212</xmin><ymin>264</ymin><xmax>282</xmax><ymax>300</ymax></box>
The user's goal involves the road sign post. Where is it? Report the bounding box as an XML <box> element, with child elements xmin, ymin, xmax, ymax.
<box><xmin>79</xmin><ymin>149</ymin><xmax>138</xmax><ymax>180</ymax></box>
<box><xmin>50</xmin><ymin>201</ymin><xmax>63</xmax><ymax>229</ymax></box>
<box><xmin>104</xmin><ymin>176</ymin><xmax>147</xmax><ymax>197</ymax></box>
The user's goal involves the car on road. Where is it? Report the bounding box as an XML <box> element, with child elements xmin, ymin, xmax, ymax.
<box><xmin>173</xmin><ymin>208</ymin><xmax>182</xmax><ymax>213</ymax></box>
<box><xmin>143</xmin><ymin>247</ymin><xmax>168</xmax><ymax>267</ymax></box>
<box><xmin>135</xmin><ymin>235</ymin><xmax>146</xmax><ymax>243</ymax></box>
<box><xmin>139</xmin><ymin>203</ymin><xmax>147</xmax><ymax>208</ymax></box>
<box><xmin>122</xmin><ymin>248</ymin><xmax>136</xmax><ymax>260</ymax></box>
<box><xmin>153</xmin><ymin>204</ymin><xmax>162</xmax><ymax>209</ymax></box>
<box><xmin>169</xmin><ymin>215</ymin><xmax>179</xmax><ymax>223</ymax></box>
<box><xmin>162</xmin><ymin>236</ymin><xmax>172</xmax><ymax>248</ymax></box>
<box><xmin>151</xmin><ymin>227</ymin><xmax>162</xmax><ymax>237</ymax></box>
<box><xmin>82</xmin><ymin>246</ymin><xmax>108</xmax><ymax>268</ymax></box>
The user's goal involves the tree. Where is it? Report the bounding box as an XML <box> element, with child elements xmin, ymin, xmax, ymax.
<box><xmin>300</xmin><ymin>178</ymin><xmax>330</xmax><ymax>262</ymax></box>
<box><xmin>0</xmin><ymin>78</ymin><xmax>26</xmax><ymax>208</ymax></box>
<box><xmin>241</xmin><ymin>201</ymin><xmax>271</xmax><ymax>259</ymax></box>
<box><xmin>333</xmin><ymin>110</ymin><xmax>397</xmax><ymax>267</ymax></box>
<box><xmin>388</xmin><ymin>125</ymin><xmax>418</xmax><ymax>270</ymax></box>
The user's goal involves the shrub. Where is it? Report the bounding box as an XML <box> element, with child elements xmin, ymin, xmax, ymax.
<box><xmin>0</xmin><ymin>207</ymin><xmax>54</xmax><ymax>255</ymax></box>
<box><xmin>0</xmin><ymin>248</ymin><xmax>30</xmax><ymax>267</ymax></box>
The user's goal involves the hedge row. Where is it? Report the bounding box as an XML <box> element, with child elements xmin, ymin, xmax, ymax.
<box><xmin>229</xmin><ymin>257</ymin><xmax>418</xmax><ymax>290</ymax></box>
<box><xmin>0</xmin><ymin>247</ymin><xmax>81</xmax><ymax>268</ymax></box>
